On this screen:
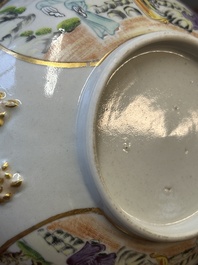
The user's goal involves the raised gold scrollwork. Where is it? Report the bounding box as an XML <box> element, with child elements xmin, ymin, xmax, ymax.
<box><xmin>0</xmin><ymin>161</ymin><xmax>23</xmax><ymax>204</ymax></box>
<box><xmin>0</xmin><ymin>91</ymin><xmax>20</xmax><ymax>127</ymax></box>
<box><xmin>0</xmin><ymin>91</ymin><xmax>22</xmax><ymax>204</ymax></box>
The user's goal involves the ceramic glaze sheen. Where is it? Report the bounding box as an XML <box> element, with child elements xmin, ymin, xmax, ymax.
<box><xmin>96</xmin><ymin>50</ymin><xmax>198</xmax><ymax>225</ymax></box>
<box><xmin>1</xmin><ymin>0</ymin><xmax>198</xmax><ymax>261</ymax></box>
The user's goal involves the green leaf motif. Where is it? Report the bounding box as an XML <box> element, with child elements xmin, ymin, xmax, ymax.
<box><xmin>0</xmin><ymin>6</ymin><xmax>26</xmax><ymax>14</ymax></box>
<box><xmin>0</xmin><ymin>6</ymin><xmax>16</xmax><ymax>14</ymax></box>
<box><xmin>57</xmin><ymin>17</ymin><xmax>81</xmax><ymax>32</ymax></box>
<box><xmin>17</xmin><ymin>241</ymin><xmax>53</xmax><ymax>265</ymax></box>
<box><xmin>15</xmin><ymin>7</ymin><xmax>26</xmax><ymax>14</ymax></box>
<box><xmin>20</xmin><ymin>30</ymin><xmax>34</xmax><ymax>37</ymax></box>
<box><xmin>35</xmin><ymin>27</ymin><xmax>52</xmax><ymax>36</ymax></box>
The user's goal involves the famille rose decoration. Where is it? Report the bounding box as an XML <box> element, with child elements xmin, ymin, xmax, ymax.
<box><xmin>1</xmin><ymin>208</ymin><xmax>198</xmax><ymax>265</ymax></box>
<box><xmin>0</xmin><ymin>0</ymin><xmax>198</xmax><ymax>66</ymax></box>
<box><xmin>1</xmin><ymin>0</ymin><xmax>198</xmax><ymax>264</ymax></box>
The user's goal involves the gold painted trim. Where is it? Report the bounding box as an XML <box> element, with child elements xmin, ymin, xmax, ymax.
<box><xmin>0</xmin><ymin>0</ymin><xmax>109</xmax><ymax>68</ymax></box>
<box><xmin>0</xmin><ymin>0</ymin><xmax>136</xmax><ymax>69</ymax></box>
<box><xmin>0</xmin><ymin>44</ymin><xmax>100</xmax><ymax>68</ymax></box>
<box><xmin>134</xmin><ymin>0</ymin><xmax>168</xmax><ymax>23</ymax></box>
<box><xmin>0</xmin><ymin>32</ymin><xmax>146</xmax><ymax>69</ymax></box>
<box><xmin>0</xmin><ymin>208</ymin><xmax>103</xmax><ymax>254</ymax></box>
<box><xmin>0</xmin><ymin>0</ymin><xmax>176</xmax><ymax>69</ymax></box>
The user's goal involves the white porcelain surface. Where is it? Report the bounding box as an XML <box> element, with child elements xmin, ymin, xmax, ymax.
<box><xmin>0</xmin><ymin>51</ymin><xmax>96</xmax><ymax>245</ymax></box>
<box><xmin>1</xmin><ymin>0</ymin><xmax>198</xmax><ymax>263</ymax></box>
<box><xmin>77</xmin><ymin>31</ymin><xmax>198</xmax><ymax>241</ymax></box>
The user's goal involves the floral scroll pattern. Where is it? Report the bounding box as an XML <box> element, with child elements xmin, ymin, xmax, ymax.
<box><xmin>1</xmin><ymin>209</ymin><xmax>198</xmax><ymax>265</ymax></box>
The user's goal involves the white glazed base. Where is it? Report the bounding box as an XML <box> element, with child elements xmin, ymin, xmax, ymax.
<box><xmin>77</xmin><ymin>31</ymin><xmax>198</xmax><ymax>241</ymax></box>
<box><xmin>96</xmin><ymin>50</ymin><xmax>198</xmax><ymax>225</ymax></box>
